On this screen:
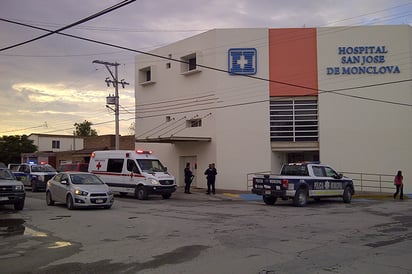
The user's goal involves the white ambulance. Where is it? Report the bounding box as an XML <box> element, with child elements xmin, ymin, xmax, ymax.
<box><xmin>88</xmin><ymin>150</ymin><xmax>176</xmax><ymax>200</ymax></box>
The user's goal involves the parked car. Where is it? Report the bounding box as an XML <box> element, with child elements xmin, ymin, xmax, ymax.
<box><xmin>0</xmin><ymin>168</ymin><xmax>25</xmax><ymax>210</ymax></box>
<box><xmin>57</xmin><ymin>163</ymin><xmax>89</xmax><ymax>172</ymax></box>
<box><xmin>46</xmin><ymin>172</ymin><xmax>114</xmax><ymax>210</ymax></box>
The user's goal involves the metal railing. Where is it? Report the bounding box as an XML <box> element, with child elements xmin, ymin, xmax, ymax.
<box><xmin>342</xmin><ymin>172</ymin><xmax>394</xmax><ymax>193</ymax></box>
<box><xmin>247</xmin><ymin>171</ymin><xmax>395</xmax><ymax>193</ymax></box>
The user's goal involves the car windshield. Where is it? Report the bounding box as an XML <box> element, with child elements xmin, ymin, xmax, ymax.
<box><xmin>31</xmin><ymin>165</ymin><xmax>57</xmax><ymax>172</ymax></box>
<box><xmin>0</xmin><ymin>169</ymin><xmax>15</xmax><ymax>180</ymax></box>
<box><xmin>69</xmin><ymin>174</ymin><xmax>104</xmax><ymax>185</ymax></box>
<box><xmin>137</xmin><ymin>159</ymin><xmax>166</xmax><ymax>173</ymax></box>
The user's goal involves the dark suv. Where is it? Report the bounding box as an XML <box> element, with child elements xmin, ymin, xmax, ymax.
<box><xmin>0</xmin><ymin>168</ymin><xmax>25</xmax><ymax>210</ymax></box>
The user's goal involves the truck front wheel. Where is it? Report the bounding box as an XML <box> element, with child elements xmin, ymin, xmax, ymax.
<box><xmin>293</xmin><ymin>188</ymin><xmax>308</xmax><ymax>207</ymax></box>
<box><xmin>31</xmin><ymin>180</ymin><xmax>38</xmax><ymax>192</ymax></box>
<box><xmin>14</xmin><ymin>200</ymin><xmax>24</xmax><ymax>210</ymax></box>
<box><xmin>263</xmin><ymin>196</ymin><xmax>277</xmax><ymax>205</ymax></box>
<box><xmin>343</xmin><ymin>186</ymin><xmax>352</xmax><ymax>203</ymax></box>
<box><xmin>135</xmin><ymin>186</ymin><xmax>148</xmax><ymax>200</ymax></box>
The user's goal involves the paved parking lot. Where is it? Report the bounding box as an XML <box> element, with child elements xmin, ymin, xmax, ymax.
<box><xmin>1</xmin><ymin>188</ymin><xmax>411</xmax><ymax>274</ymax></box>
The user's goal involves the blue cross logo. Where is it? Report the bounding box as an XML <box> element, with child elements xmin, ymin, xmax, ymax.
<box><xmin>228</xmin><ymin>48</ymin><xmax>257</xmax><ymax>75</ymax></box>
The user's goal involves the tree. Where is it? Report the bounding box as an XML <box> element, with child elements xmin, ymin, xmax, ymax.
<box><xmin>74</xmin><ymin>120</ymin><xmax>98</xmax><ymax>136</ymax></box>
<box><xmin>0</xmin><ymin>135</ymin><xmax>37</xmax><ymax>164</ymax></box>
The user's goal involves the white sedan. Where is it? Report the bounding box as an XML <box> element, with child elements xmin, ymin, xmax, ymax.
<box><xmin>46</xmin><ymin>172</ymin><xmax>114</xmax><ymax>210</ymax></box>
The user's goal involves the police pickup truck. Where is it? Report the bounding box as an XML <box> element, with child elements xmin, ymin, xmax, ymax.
<box><xmin>252</xmin><ymin>162</ymin><xmax>354</xmax><ymax>207</ymax></box>
<box><xmin>9</xmin><ymin>163</ymin><xmax>57</xmax><ymax>192</ymax></box>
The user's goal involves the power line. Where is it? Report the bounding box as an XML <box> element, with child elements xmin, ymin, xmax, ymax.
<box><xmin>2</xmin><ymin>17</ymin><xmax>411</xmax><ymax>108</ymax></box>
<box><xmin>0</xmin><ymin>0</ymin><xmax>136</xmax><ymax>52</ymax></box>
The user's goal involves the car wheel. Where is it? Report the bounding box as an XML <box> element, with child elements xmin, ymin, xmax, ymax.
<box><xmin>293</xmin><ymin>188</ymin><xmax>308</xmax><ymax>207</ymax></box>
<box><xmin>31</xmin><ymin>180</ymin><xmax>37</xmax><ymax>192</ymax></box>
<box><xmin>263</xmin><ymin>196</ymin><xmax>277</xmax><ymax>205</ymax></box>
<box><xmin>135</xmin><ymin>186</ymin><xmax>148</xmax><ymax>200</ymax></box>
<box><xmin>66</xmin><ymin>195</ymin><xmax>75</xmax><ymax>210</ymax></box>
<box><xmin>46</xmin><ymin>191</ymin><xmax>55</xmax><ymax>206</ymax></box>
<box><xmin>343</xmin><ymin>186</ymin><xmax>352</xmax><ymax>203</ymax></box>
<box><xmin>119</xmin><ymin>192</ymin><xmax>127</xmax><ymax>197</ymax></box>
<box><xmin>162</xmin><ymin>193</ymin><xmax>171</xmax><ymax>199</ymax></box>
<box><xmin>14</xmin><ymin>200</ymin><xmax>24</xmax><ymax>211</ymax></box>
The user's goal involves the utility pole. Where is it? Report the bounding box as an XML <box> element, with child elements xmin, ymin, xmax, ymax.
<box><xmin>93</xmin><ymin>60</ymin><xmax>129</xmax><ymax>150</ymax></box>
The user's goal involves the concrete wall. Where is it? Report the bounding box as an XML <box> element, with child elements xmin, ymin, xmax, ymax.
<box><xmin>135</xmin><ymin>29</ymin><xmax>271</xmax><ymax>191</ymax></box>
<box><xmin>317</xmin><ymin>25</ymin><xmax>412</xmax><ymax>193</ymax></box>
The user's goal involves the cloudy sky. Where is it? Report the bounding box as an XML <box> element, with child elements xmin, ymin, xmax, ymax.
<box><xmin>1</xmin><ymin>0</ymin><xmax>411</xmax><ymax>136</ymax></box>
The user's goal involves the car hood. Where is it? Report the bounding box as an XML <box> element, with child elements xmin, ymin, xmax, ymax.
<box><xmin>0</xmin><ymin>179</ymin><xmax>23</xmax><ymax>186</ymax></box>
<box><xmin>74</xmin><ymin>184</ymin><xmax>110</xmax><ymax>193</ymax></box>
<box><xmin>142</xmin><ymin>172</ymin><xmax>175</xmax><ymax>180</ymax></box>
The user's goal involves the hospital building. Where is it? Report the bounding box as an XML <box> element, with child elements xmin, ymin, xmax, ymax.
<box><xmin>134</xmin><ymin>25</ymin><xmax>412</xmax><ymax>194</ymax></box>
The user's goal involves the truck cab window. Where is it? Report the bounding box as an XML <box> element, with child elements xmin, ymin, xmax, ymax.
<box><xmin>127</xmin><ymin>159</ymin><xmax>140</xmax><ymax>174</ymax></box>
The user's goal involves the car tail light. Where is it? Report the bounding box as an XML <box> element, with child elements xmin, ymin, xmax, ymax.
<box><xmin>281</xmin><ymin>179</ymin><xmax>288</xmax><ymax>188</ymax></box>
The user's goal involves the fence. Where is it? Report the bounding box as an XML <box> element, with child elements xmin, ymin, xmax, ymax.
<box><xmin>342</xmin><ymin>172</ymin><xmax>394</xmax><ymax>193</ymax></box>
<box><xmin>246</xmin><ymin>171</ymin><xmax>395</xmax><ymax>193</ymax></box>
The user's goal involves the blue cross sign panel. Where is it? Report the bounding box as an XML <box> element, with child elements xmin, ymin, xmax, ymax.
<box><xmin>228</xmin><ymin>48</ymin><xmax>257</xmax><ymax>75</ymax></box>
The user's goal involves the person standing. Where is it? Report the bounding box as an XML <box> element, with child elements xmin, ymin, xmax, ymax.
<box><xmin>184</xmin><ymin>163</ymin><xmax>194</xmax><ymax>194</ymax></box>
<box><xmin>204</xmin><ymin>163</ymin><xmax>217</xmax><ymax>194</ymax></box>
<box><xmin>393</xmin><ymin>170</ymin><xmax>404</xmax><ymax>200</ymax></box>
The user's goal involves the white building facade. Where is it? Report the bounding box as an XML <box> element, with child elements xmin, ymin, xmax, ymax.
<box><xmin>135</xmin><ymin>26</ymin><xmax>412</xmax><ymax>194</ymax></box>
<box><xmin>29</xmin><ymin>134</ymin><xmax>84</xmax><ymax>152</ymax></box>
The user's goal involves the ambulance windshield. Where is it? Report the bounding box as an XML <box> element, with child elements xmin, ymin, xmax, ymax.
<box><xmin>137</xmin><ymin>159</ymin><xmax>166</xmax><ymax>173</ymax></box>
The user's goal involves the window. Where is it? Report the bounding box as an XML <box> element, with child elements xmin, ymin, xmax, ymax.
<box><xmin>312</xmin><ymin>166</ymin><xmax>325</xmax><ymax>177</ymax></box>
<box><xmin>127</xmin><ymin>159</ymin><xmax>140</xmax><ymax>174</ymax></box>
<box><xmin>270</xmin><ymin>99</ymin><xmax>318</xmax><ymax>142</ymax></box>
<box><xmin>52</xmin><ymin>140</ymin><xmax>60</xmax><ymax>149</ymax></box>
<box><xmin>324</xmin><ymin>167</ymin><xmax>339</xmax><ymax>178</ymax></box>
<box><xmin>107</xmin><ymin>159</ymin><xmax>124</xmax><ymax>173</ymax></box>
<box><xmin>166</xmin><ymin>54</ymin><xmax>172</xmax><ymax>69</ymax></box>
<box><xmin>187</xmin><ymin>118</ymin><xmax>202</xmax><ymax>128</ymax></box>
<box><xmin>181</xmin><ymin>52</ymin><xmax>202</xmax><ymax>75</ymax></box>
<box><xmin>138</xmin><ymin>66</ymin><xmax>156</xmax><ymax>85</ymax></box>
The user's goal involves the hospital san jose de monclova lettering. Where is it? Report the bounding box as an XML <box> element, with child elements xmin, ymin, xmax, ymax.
<box><xmin>326</xmin><ymin>45</ymin><xmax>400</xmax><ymax>75</ymax></box>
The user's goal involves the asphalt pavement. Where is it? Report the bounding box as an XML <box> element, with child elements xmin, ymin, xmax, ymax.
<box><xmin>174</xmin><ymin>186</ymin><xmax>410</xmax><ymax>202</ymax></box>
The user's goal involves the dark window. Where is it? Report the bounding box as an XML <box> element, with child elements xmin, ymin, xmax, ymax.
<box><xmin>52</xmin><ymin>140</ymin><xmax>60</xmax><ymax>149</ymax></box>
<box><xmin>127</xmin><ymin>159</ymin><xmax>140</xmax><ymax>174</ymax></box>
<box><xmin>145</xmin><ymin>70</ymin><xmax>151</xmax><ymax>81</ymax></box>
<box><xmin>187</xmin><ymin>119</ymin><xmax>202</xmax><ymax>128</ymax></box>
<box><xmin>107</xmin><ymin>159</ymin><xmax>124</xmax><ymax>173</ymax></box>
<box><xmin>188</xmin><ymin>57</ymin><xmax>196</xmax><ymax>71</ymax></box>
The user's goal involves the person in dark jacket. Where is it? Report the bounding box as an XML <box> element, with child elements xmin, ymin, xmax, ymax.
<box><xmin>184</xmin><ymin>163</ymin><xmax>194</xmax><ymax>194</ymax></box>
<box><xmin>204</xmin><ymin>163</ymin><xmax>217</xmax><ymax>194</ymax></box>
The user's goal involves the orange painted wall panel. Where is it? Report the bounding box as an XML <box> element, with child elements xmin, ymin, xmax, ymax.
<box><xmin>269</xmin><ymin>28</ymin><xmax>318</xmax><ymax>96</ymax></box>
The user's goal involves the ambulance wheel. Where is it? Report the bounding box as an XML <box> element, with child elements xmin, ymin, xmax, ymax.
<box><xmin>293</xmin><ymin>188</ymin><xmax>308</xmax><ymax>207</ymax></box>
<box><xmin>162</xmin><ymin>194</ymin><xmax>171</xmax><ymax>199</ymax></box>
<box><xmin>263</xmin><ymin>196</ymin><xmax>277</xmax><ymax>205</ymax></box>
<box><xmin>343</xmin><ymin>186</ymin><xmax>352</xmax><ymax>203</ymax></box>
<box><xmin>135</xmin><ymin>186</ymin><xmax>148</xmax><ymax>200</ymax></box>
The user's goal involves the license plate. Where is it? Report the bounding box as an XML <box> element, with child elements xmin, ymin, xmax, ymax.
<box><xmin>0</xmin><ymin>197</ymin><xmax>8</xmax><ymax>201</ymax></box>
<box><xmin>265</xmin><ymin>190</ymin><xmax>271</xmax><ymax>195</ymax></box>
<box><xmin>95</xmin><ymin>199</ymin><xmax>103</xmax><ymax>204</ymax></box>
<box><xmin>276</xmin><ymin>186</ymin><xmax>280</xmax><ymax>190</ymax></box>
